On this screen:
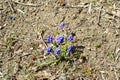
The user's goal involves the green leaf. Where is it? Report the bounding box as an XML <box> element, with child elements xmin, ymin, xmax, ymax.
<box><xmin>37</xmin><ymin>57</ymin><xmax>56</xmax><ymax>68</ymax></box>
<box><xmin>69</xmin><ymin>65</ymin><xmax>77</xmax><ymax>72</ymax></box>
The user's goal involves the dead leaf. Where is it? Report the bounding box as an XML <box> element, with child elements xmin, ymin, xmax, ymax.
<box><xmin>56</xmin><ymin>0</ymin><xmax>65</xmax><ymax>6</ymax></box>
<box><xmin>34</xmin><ymin>71</ymin><xmax>51</xmax><ymax>79</ymax></box>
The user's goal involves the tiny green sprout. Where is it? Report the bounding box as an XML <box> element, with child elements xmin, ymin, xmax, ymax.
<box><xmin>107</xmin><ymin>51</ymin><xmax>115</xmax><ymax>60</ymax></box>
<box><xmin>95</xmin><ymin>42</ymin><xmax>101</xmax><ymax>48</ymax></box>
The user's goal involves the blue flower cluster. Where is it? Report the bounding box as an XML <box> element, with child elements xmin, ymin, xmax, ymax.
<box><xmin>67</xmin><ymin>45</ymin><xmax>73</xmax><ymax>53</ymax></box>
<box><xmin>46</xmin><ymin>22</ymin><xmax>74</xmax><ymax>55</ymax></box>
<box><xmin>55</xmin><ymin>48</ymin><xmax>60</xmax><ymax>55</ymax></box>
<box><xmin>46</xmin><ymin>46</ymin><xmax>52</xmax><ymax>54</ymax></box>
<box><xmin>59</xmin><ymin>21</ymin><xmax>65</xmax><ymax>29</ymax></box>
<box><xmin>46</xmin><ymin>34</ymin><xmax>73</xmax><ymax>55</ymax></box>
<box><xmin>46</xmin><ymin>35</ymin><xmax>53</xmax><ymax>43</ymax></box>
<box><xmin>8</xmin><ymin>16</ymin><xmax>13</xmax><ymax>20</ymax></box>
<box><xmin>55</xmin><ymin>35</ymin><xmax>64</xmax><ymax>44</ymax></box>
<box><xmin>67</xmin><ymin>34</ymin><xmax>73</xmax><ymax>41</ymax></box>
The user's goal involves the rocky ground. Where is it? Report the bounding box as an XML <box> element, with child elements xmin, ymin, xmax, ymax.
<box><xmin>0</xmin><ymin>0</ymin><xmax>120</xmax><ymax>80</ymax></box>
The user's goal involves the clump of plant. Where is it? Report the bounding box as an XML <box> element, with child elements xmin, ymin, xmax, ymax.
<box><xmin>45</xmin><ymin>22</ymin><xmax>79</xmax><ymax>61</ymax></box>
<box><xmin>35</xmin><ymin>21</ymin><xmax>82</xmax><ymax>70</ymax></box>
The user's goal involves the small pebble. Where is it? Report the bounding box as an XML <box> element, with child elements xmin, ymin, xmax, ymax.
<box><xmin>0</xmin><ymin>26</ymin><xmax>2</xmax><ymax>29</ymax></box>
<box><xmin>59</xmin><ymin>73</ymin><xmax>67</xmax><ymax>80</ymax></box>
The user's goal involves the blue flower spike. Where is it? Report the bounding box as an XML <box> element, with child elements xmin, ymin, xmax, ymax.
<box><xmin>67</xmin><ymin>45</ymin><xmax>73</xmax><ymax>53</ymax></box>
<box><xmin>46</xmin><ymin>35</ymin><xmax>53</xmax><ymax>43</ymax></box>
<box><xmin>46</xmin><ymin>46</ymin><xmax>52</xmax><ymax>53</ymax></box>
<box><xmin>59</xmin><ymin>21</ymin><xmax>65</xmax><ymax>29</ymax></box>
<box><xmin>55</xmin><ymin>48</ymin><xmax>60</xmax><ymax>55</ymax></box>
<box><xmin>8</xmin><ymin>16</ymin><xmax>13</xmax><ymax>20</ymax></box>
<box><xmin>67</xmin><ymin>34</ymin><xmax>73</xmax><ymax>41</ymax></box>
<box><xmin>56</xmin><ymin>35</ymin><xmax>64</xmax><ymax>44</ymax></box>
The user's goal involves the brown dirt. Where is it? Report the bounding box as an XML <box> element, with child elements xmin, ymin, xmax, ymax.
<box><xmin>0</xmin><ymin>0</ymin><xmax>120</xmax><ymax>80</ymax></box>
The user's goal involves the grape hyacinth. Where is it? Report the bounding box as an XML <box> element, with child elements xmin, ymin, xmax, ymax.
<box><xmin>56</xmin><ymin>35</ymin><xmax>64</xmax><ymax>44</ymax></box>
<box><xmin>55</xmin><ymin>48</ymin><xmax>60</xmax><ymax>55</ymax></box>
<box><xmin>67</xmin><ymin>45</ymin><xmax>73</xmax><ymax>53</ymax></box>
<box><xmin>46</xmin><ymin>35</ymin><xmax>53</xmax><ymax>43</ymax></box>
<box><xmin>46</xmin><ymin>46</ymin><xmax>52</xmax><ymax>53</ymax></box>
<box><xmin>8</xmin><ymin>16</ymin><xmax>13</xmax><ymax>20</ymax></box>
<box><xmin>67</xmin><ymin>34</ymin><xmax>73</xmax><ymax>41</ymax></box>
<box><xmin>59</xmin><ymin>21</ymin><xmax>65</xmax><ymax>29</ymax></box>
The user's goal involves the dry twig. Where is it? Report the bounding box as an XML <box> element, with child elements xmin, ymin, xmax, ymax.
<box><xmin>97</xmin><ymin>6</ymin><xmax>103</xmax><ymax>26</ymax></box>
<box><xmin>87</xmin><ymin>3</ymin><xmax>92</xmax><ymax>14</ymax></box>
<box><xmin>65</xmin><ymin>3</ymin><xmax>89</xmax><ymax>8</ymax></box>
<box><xmin>16</xmin><ymin>9</ymin><xmax>25</xmax><ymax>14</ymax></box>
<box><xmin>100</xmin><ymin>71</ymin><xmax>106</xmax><ymax>80</ymax></box>
<box><xmin>12</xmin><ymin>0</ymin><xmax>42</xmax><ymax>7</ymax></box>
<box><xmin>114</xmin><ymin>68</ymin><xmax>119</xmax><ymax>80</ymax></box>
<box><xmin>114</xmin><ymin>41</ymin><xmax>120</xmax><ymax>61</ymax></box>
<box><xmin>39</xmin><ymin>31</ymin><xmax>47</xmax><ymax>48</ymax></box>
<box><xmin>115</xmin><ymin>48</ymin><xmax>120</xmax><ymax>61</ymax></box>
<box><xmin>0</xmin><ymin>3</ymin><xmax>3</xmax><ymax>10</ymax></box>
<box><xmin>7</xmin><ymin>0</ymin><xmax>15</xmax><ymax>12</ymax></box>
<box><xmin>105</xmin><ymin>11</ymin><xmax>120</xmax><ymax>18</ymax></box>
